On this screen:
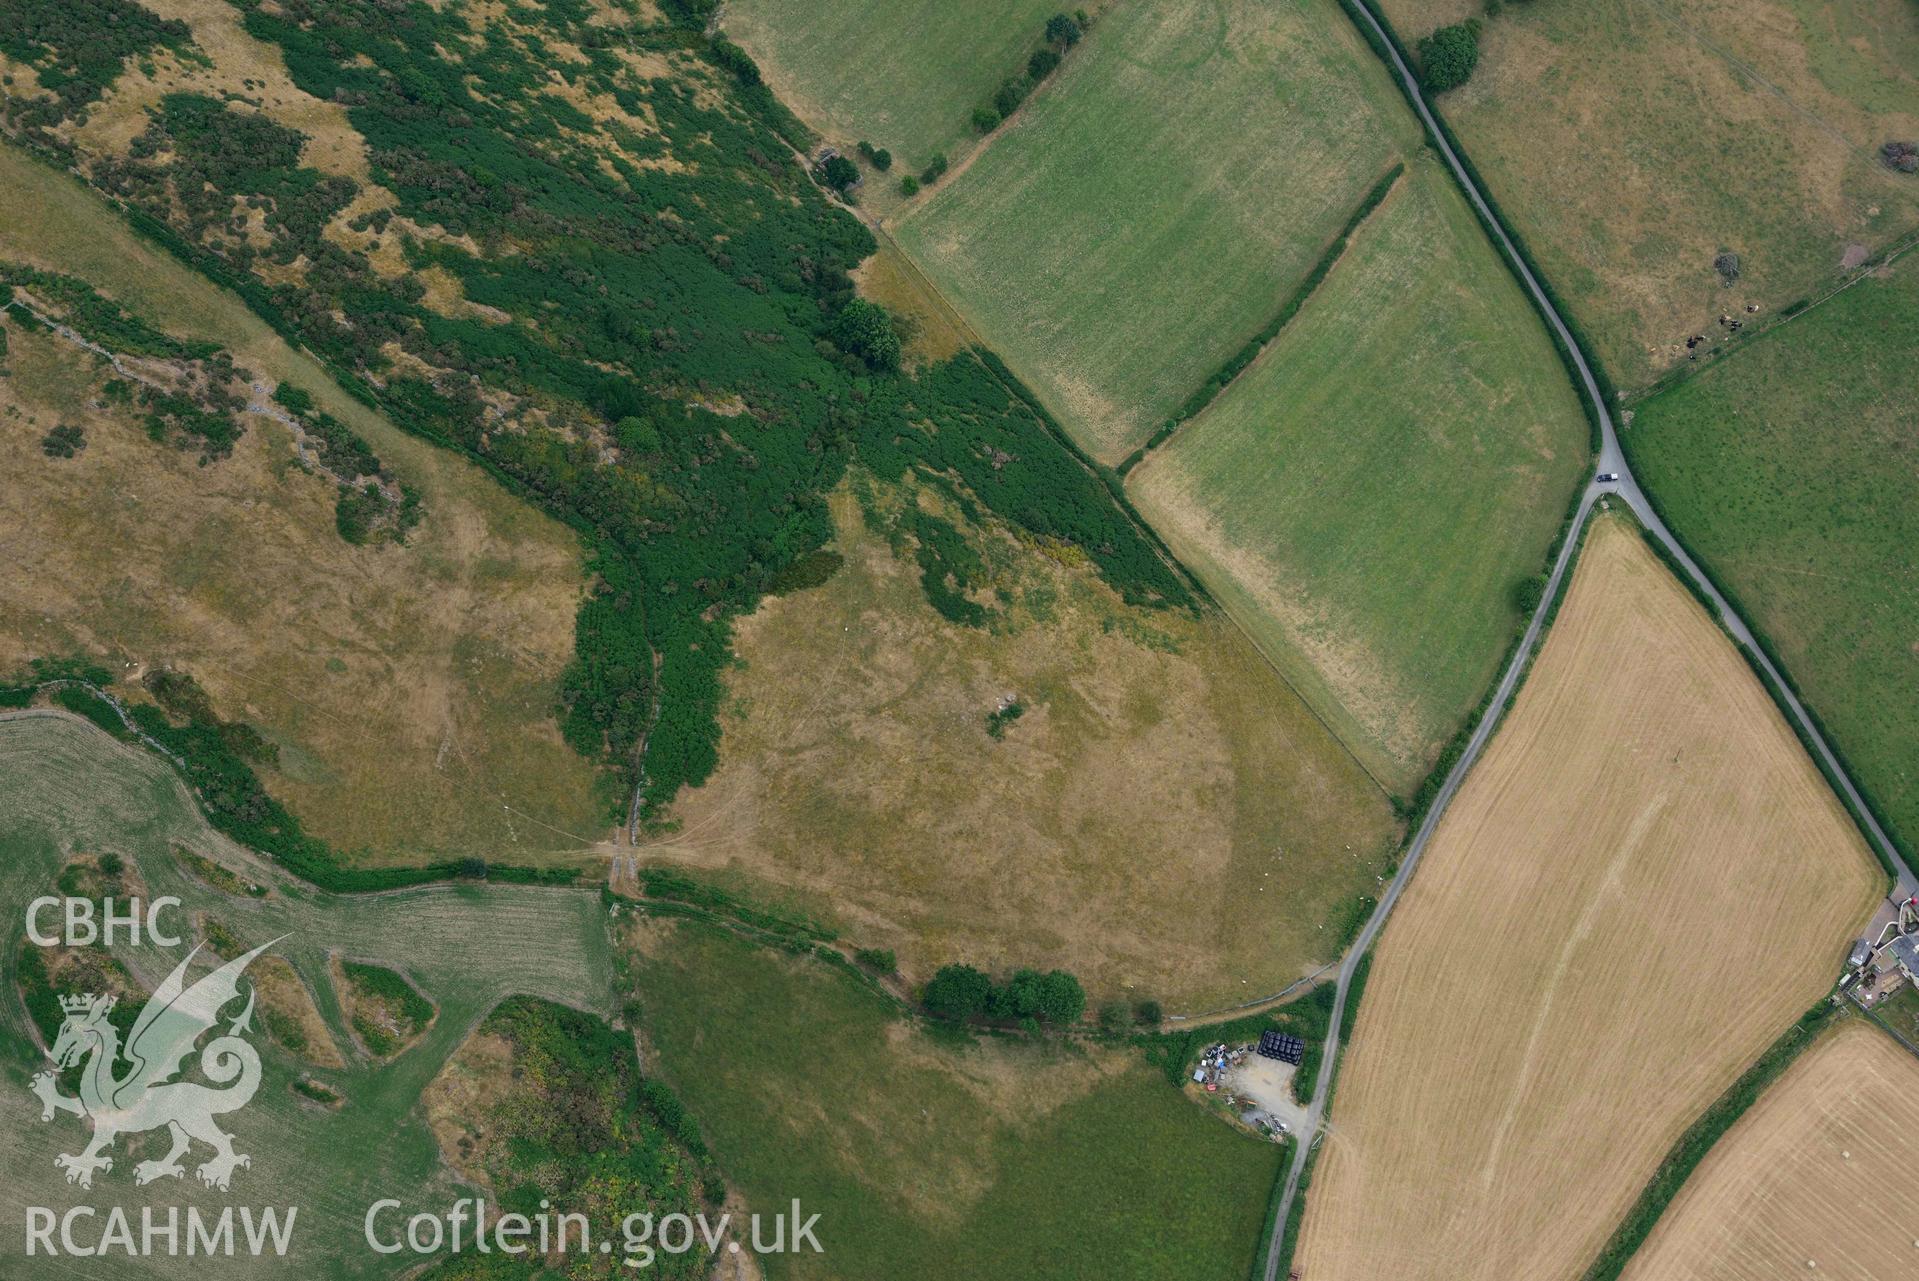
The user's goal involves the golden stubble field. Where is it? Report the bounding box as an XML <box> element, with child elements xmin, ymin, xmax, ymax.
<box><xmin>641</xmin><ymin>479</ymin><xmax>1402</xmax><ymax>1007</ymax></box>
<box><xmin>1293</xmin><ymin>515</ymin><xmax>1883</xmax><ymax>1281</ymax></box>
<box><xmin>1620</xmin><ymin>1019</ymin><xmax>1919</xmax><ymax>1281</ymax></box>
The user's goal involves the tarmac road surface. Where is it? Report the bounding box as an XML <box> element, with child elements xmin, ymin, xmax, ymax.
<box><xmin>1260</xmin><ymin>5</ymin><xmax>1914</xmax><ymax>1276</ymax></box>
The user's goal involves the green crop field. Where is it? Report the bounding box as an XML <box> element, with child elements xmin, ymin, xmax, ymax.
<box><xmin>622</xmin><ymin>915</ymin><xmax>1283</xmax><ymax>1281</ymax></box>
<box><xmin>1377</xmin><ymin>0</ymin><xmax>1919</xmax><ymax>389</ymax></box>
<box><xmin>0</xmin><ymin>712</ymin><xmax>613</xmax><ymax>1278</ymax></box>
<box><xmin>723</xmin><ymin>0</ymin><xmax>1063</xmax><ymax>174</ymax></box>
<box><xmin>1624</xmin><ymin>258</ymin><xmax>1919</xmax><ymax>868</ymax></box>
<box><xmin>1131</xmin><ymin>155</ymin><xmax>1590</xmax><ymax>794</ymax></box>
<box><xmin>895</xmin><ymin>0</ymin><xmax>1422</xmax><ymax>463</ymax></box>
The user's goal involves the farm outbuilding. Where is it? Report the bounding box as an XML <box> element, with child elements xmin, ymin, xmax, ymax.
<box><xmin>1257</xmin><ymin>1030</ymin><xmax>1305</xmax><ymax>1064</ymax></box>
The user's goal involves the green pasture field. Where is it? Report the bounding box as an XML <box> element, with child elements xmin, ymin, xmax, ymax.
<box><xmin>0</xmin><ymin>712</ymin><xmax>612</xmax><ymax>1278</ymax></box>
<box><xmin>722</xmin><ymin>0</ymin><xmax>1062</xmax><ymax>173</ymax></box>
<box><xmin>1377</xmin><ymin>0</ymin><xmax>1919</xmax><ymax>389</ymax></box>
<box><xmin>1624</xmin><ymin>258</ymin><xmax>1919</xmax><ymax>867</ymax></box>
<box><xmin>1131</xmin><ymin>155</ymin><xmax>1589</xmax><ymax>794</ymax></box>
<box><xmin>1874</xmin><ymin>984</ymin><xmax>1919</xmax><ymax>1048</ymax></box>
<box><xmin>895</xmin><ymin>0</ymin><xmax>1422</xmax><ymax>463</ymax></box>
<box><xmin>623</xmin><ymin>915</ymin><xmax>1283</xmax><ymax>1281</ymax></box>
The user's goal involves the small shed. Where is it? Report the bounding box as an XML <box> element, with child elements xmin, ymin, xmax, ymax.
<box><xmin>1256</xmin><ymin>1030</ymin><xmax>1305</xmax><ymax>1065</ymax></box>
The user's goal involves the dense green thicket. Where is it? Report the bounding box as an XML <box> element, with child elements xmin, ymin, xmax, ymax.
<box><xmin>922</xmin><ymin>962</ymin><xmax>1086</xmax><ymax>1026</ymax></box>
<box><xmin>341</xmin><ymin>959</ymin><xmax>434</xmax><ymax>1055</ymax></box>
<box><xmin>1</xmin><ymin>260</ymin><xmax>218</xmax><ymax>359</ymax></box>
<box><xmin>35</xmin><ymin>0</ymin><xmax>1186</xmax><ymax>822</ymax></box>
<box><xmin>39</xmin><ymin>422</ymin><xmax>85</xmax><ymax>458</ymax></box>
<box><xmin>418</xmin><ymin>996</ymin><xmax>712</xmax><ymax>1281</ymax></box>
<box><xmin>1417</xmin><ymin>21</ymin><xmax>1480</xmax><ymax>92</ymax></box>
<box><xmin>0</xmin><ymin>0</ymin><xmax>190</xmax><ymax>128</ymax></box>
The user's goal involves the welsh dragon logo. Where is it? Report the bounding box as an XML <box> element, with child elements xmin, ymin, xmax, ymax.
<box><xmin>30</xmin><ymin>938</ymin><xmax>283</xmax><ymax>1191</ymax></box>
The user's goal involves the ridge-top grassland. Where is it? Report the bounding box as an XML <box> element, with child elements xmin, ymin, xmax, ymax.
<box><xmin>0</xmin><ymin>146</ymin><xmax>605</xmax><ymax>863</ymax></box>
<box><xmin>722</xmin><ymin>0</ymin><xmax>1065</xmax><ymax>176</ymax></box>
<box><xmin>895</xmin><ymin>0</ymin><xmax>1423</xmax><ymax>463</ymax></box>
<box><xmin>1376</xmin><ymin>0</ymin><xmax>1919</xmax><ymax>388</ymax></box>
<box><xmin>0</xmin><ymin>712</ymin><xmax>613</xmax><ymax>1278</ymax></box>
<box><xmin>1292</xmin><ymin>515</ymin><xmax>1882</xmax><ymax>1281</ymax></box>
<box><xmin>1130</xmin><ymin>153</ymin><xmax>1590</xmax><ymax>793</ymax></box>
<box><xmin>645</xmin><ymin>476</ymin><xmax>1400</xmax><ymax>1006</ymax></box>
<box><xmin>622</xmin><ymin>913</ymin><xmax>1284</xmax><ymax>1281</ymax></box>
<box><xmin>1623</xmin><ymin>257</ymin><xmax>1919</xmax><ymax>867</ymax></box>
<box><xmin>1616</xmin><ymin>1019</ymin><xmax>1919</xmax><ymax>1281</ymax></box>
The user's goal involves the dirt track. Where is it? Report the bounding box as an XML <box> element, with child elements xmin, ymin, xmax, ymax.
<box><xmin>1291</xmin><ymin>516</ymin><xmax>1882</xmax><ymax>1281</ymax></box>
<box><xmin>1620</xmin><ymin>1020</ymin><xmax>1919</xmax><ymax>1281</ymax></box>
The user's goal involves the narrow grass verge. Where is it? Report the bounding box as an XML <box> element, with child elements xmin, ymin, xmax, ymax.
<box><xmin>1577</xmin><ymin>1000</ymin><xmax>1843</xmax><ymax>1281</ymax></box>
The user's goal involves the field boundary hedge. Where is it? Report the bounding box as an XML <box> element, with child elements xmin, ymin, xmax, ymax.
<box><xmin>1331</xmin><ymin>0</ymin><xmax>1613</xmax><ymax>455</ymax></box>
<box><xmin>1577</xmin><ymin>1001</ymin><xmax>1843</xmax><ymax>1281</ymax></box>
<box><xmin>1116</xmin><ymin>162</ymin><xmax>1405</xmax><ymax>476</ymax></box>
<box><xmin>971</xmin><ymin>346</ymin><xmax>1213</xmax><ymax>607</ymax></box>
<box><xmin>1332</xmin><ymin>0</ymin><xmax>1915</xmax><ymax>881</ymax></box>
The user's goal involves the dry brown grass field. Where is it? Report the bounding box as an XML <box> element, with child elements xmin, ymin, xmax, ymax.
<box><xmin>1292</xmin><ymin>514</ymin><xmax>1883</xmax><ymax>1281</ymax></box>
<box><xmin>1618</xmin><ymin>1019</ymin><xmax>1919</xmax><ymax>1281</ymax></box>
<box><xmin>641</xmin><ymin>478</ymin><xmax>1401</xmax><ymax>1007</ymax></box>
<box><xmin>0</xmin><ymin>146</ymin><xmax>605</xmax><ymax>864</ymax></box>
<box><xmin>1378</xmin><ymin>0</ymin><xmax>1919</xmax><ymax>387</ymax></box>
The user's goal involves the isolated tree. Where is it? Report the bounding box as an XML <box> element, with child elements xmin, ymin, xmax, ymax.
<box><xmin>1510</xmin><ymin>573</ymin><xmax>1546</xmax><ymax>615</ymax></box>
<box><xmin>830</xmin><ymin>299</ymin><xmax>901</xmax><ymax>371</ymax></box>
<box><xmin>1036</xmin><ymin>970</ymin><xmax>1086</xmax><ymax>1024</ymax></box>
<box><xmin>818</xmin><ymin>154</ymin><xmax>858</xmax><ymax>191</ymax></box>
<box><xmin>1001</xmin><ymin>968</ymin><xmax>1046</xmax><ymax>1019</ymax></box>
<box><xmin>1417</xmin><ymin>21</ymin><xmax>1480</xmax><ymax>93</ymax></box>
<box><xmin>923</xmin><ymin>964</ymin><xmax>992</xmax><ymax>1021</ymax></box>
